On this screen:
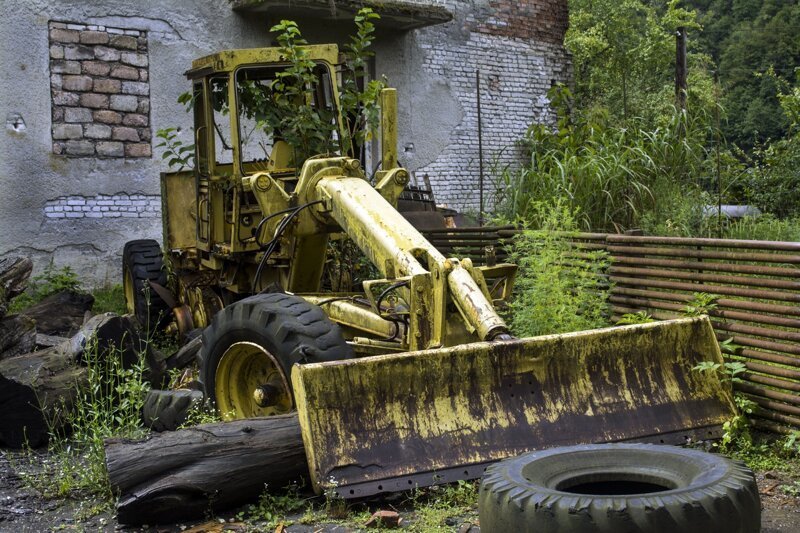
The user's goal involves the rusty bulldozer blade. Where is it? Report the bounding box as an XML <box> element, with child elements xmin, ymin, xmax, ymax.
<box><xmin>292</xmin><ymin>317</ymin><xmax>736</xmax><ymax>497</ymax></box>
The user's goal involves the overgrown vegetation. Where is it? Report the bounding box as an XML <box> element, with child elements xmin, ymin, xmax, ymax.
<box><xmin>498</xmin><ymin>1</ymin><xmax>800</xmax><ymax>240</ymax></box>
<box><xmin>156</xmin><ymin>7</ymin><xmax>385</xmax><ymax>170</ymax></box>
<box><xmin>506</xmin><ymin>202</ymin><xmax>611</xmax><ymax>336</ymax></box>
<box><xmin>19</xmin><ymin>342</ymin><xmax>149</xmax><ymax>500</ymax></box>
<box><xmin>9</xmin><ymin>262</ymin><xmax>81</xmax><ymax>312</ymax></box>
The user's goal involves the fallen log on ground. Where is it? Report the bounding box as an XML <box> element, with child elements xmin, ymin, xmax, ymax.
<box><xmin>0</xmin><ymin>344</ymin><xmax>87</xmax><ymax>448</ymax></box>
<box><xmin>0</xmin><ymin>314</ymin><xmax>36</xmax><ymax>359</ymax></box>
<box><xmin>105</xmin><ymin>414</ymin><xmax>308</xmax><ymax>525</ymax></box>
<box><xmin>19</xmin><ymin>290</ymin><xmax>94</xmax><ymax>336</ymax></box>
<box><xmin>0</xmin><ymin>313</ymin><xmax>155</xmax><ymax>448</ymax></box>
<box><xmin>0</xmin><ymin>256</ymin><xmax>32</xmax><ymax>319</ymax></box>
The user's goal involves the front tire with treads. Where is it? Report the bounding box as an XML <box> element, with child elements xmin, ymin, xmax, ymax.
<box><xmin>199</xmin><ymin>292</ymin><xmax>353</xmax><ymax>420</ymax></box>
<box><xmin>479</xmin><ymin>443</ymin><xmax>759</xmax><ymax>533</ymax></box>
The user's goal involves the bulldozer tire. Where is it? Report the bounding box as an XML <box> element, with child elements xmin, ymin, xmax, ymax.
<box><xmin>200</xmin><ymin>292</ymin><xmax>353</xmax><ymax>420</ymax></box>
<box><xmin>478</xmin><ymin>443</ymin><xmax>759</xmax><ymax>533</ymax></box>
<box><xmin>142</xmin><ymin>389</ymin><xmax>204</xmax><ymax>432</ymax></box>
<box><xmin>122</xmin><ymin>240</ymin><xmax>170</xmax><ymax>333</ymax></box>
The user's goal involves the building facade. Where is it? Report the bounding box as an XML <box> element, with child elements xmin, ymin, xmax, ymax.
<box><xmin>0</xmin><ymin>0</ymin><xmax>569</xmax><ymax>284</ymax></box>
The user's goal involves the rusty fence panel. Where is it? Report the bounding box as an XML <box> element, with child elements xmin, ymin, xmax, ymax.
<box><xmin>422</xmin><ymin>227</ymin><xmax>800</xmax><ymax>433</ymax></box>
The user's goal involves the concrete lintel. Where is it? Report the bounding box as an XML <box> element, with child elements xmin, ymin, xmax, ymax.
<box><xmin>231</xmin><ymin>0</ymin><xmax>452</xmax><ymax>31</ymax></box>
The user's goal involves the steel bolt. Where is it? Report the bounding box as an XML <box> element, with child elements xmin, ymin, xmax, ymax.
<box><xmin>256</xmin><ymin>174</ymin><xmax>271</xmax><ymax>191</ymax></box>
<box><xmin>346</xmin><ymin>159</ymin><xmax>361</xmax><ymax>171</ymax></box>
<box><xmin>394</xmin><ymin>170</ymin><xmax>409</xmax><ymax>185</ymax></box>
<box><xmin>253</xmin><ymin>384</ymin><xmax>280</xmax><ymax>407</ymax></box>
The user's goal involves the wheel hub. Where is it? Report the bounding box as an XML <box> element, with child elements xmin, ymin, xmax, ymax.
<box><xmin>215</xmin><ymin>341</ymin><xmax>293</xmax><ymax>420</ymax></box>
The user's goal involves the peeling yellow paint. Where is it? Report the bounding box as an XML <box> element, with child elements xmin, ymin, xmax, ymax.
<box><xmin>293</xmin><ymin>317</ymin><xmax>736</xmax><ymax>493</ymax></box>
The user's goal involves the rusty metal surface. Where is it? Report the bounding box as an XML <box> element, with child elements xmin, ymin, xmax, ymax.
<box><xmin>610</xmin><ymin>265</ymin><xmax>800</xmax><ymax>290</ymax></box>
<box><xmin>608</xmin><ymin>245</ymin><xmax>800</xmax><ymax>263</ymax></box>
<box><xmin>605</xmin><ymin>234</ymin><xmax>800</xmax><ymax>251</ymax></box>
<box><xmin>293</xmin><ymin>317</ymin><xmax>734</xmax><ymax>495</ymax></box>
<box><xmin>609</xmin><ymin>275</ymin><xmax>800</xmax><ymax>302</ymax></box>
<box><xmin>612</xmin><ymin>255</ymin><xmax>800</xmax><ymax>277</ymax></box>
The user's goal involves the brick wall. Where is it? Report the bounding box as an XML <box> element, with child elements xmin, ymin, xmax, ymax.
<box><xmin>475</xmin><ymin>0</ymin><xmax>568</xmax><ymax>45</ymax></box>
<box><xmin>415</xmin><ymin>0</ymin><xmax>571</xmax><ymax>212</ymax></box>
<box><xmin>49</xmin><ymin>21</ymin><xmax>151</xmax><ymax>158</ymax></box>
<box><xmin>44</xmin><ymin>194</ymin><xmax>161</xmax><ymax>219</ymax></box>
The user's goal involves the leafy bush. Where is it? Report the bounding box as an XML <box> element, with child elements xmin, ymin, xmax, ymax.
<box><xmin>506</xmin><ymin>202</ymin><xmax>611</xmax><ymax>337</ymax></box>
<box><xmin>9</xmin><ymin>262</ymin><xmax>82</xmax><ymax>312</ymax></box>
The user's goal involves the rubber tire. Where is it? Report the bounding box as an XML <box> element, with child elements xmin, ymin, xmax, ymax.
<box><xmin>122</xmin><ymin>239</ymin><xmax>170</xmax><ymax>333</ymax></box>
<box><xmin>479</xmin><ymin>443</ymin><xmax>760</xmax><ymax>533</ymax></box>
<box><xmin>199</xmin><ymin>292</ymin><xmax>354</xmax><ymax>412</ymax></box>
<box><xmin>142</xmin><ymin>389</ymin><xmax>204</xmax><ymax>432</ymax></box>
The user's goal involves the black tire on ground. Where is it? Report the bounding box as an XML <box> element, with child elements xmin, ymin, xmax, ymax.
<box><xmin>122</xmin><ymin>239</ymin><xmax>171</xmax><ymax>333</ymax></box>
<box><xmin>479</xmin><ymin>443</ymin><xmax>760</xmax><ymax>533</ymax></box>
<box><xmin>199</xmin><ymin>292</ymin><xmax>353</xmax><ymax>417</ymax></box>
<box><xmin>142</xmin><ymin>389</ymin><xmax>204</xmax><ymax>432</ymax></box>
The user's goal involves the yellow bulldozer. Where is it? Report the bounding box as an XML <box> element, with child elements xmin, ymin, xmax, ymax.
<box><xmin>123</xmin><ymin>44</ymin><xmax>735</xmax><ymax>498</ymax></box>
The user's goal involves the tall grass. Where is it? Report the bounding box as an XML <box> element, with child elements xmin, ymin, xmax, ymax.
<box><xmin>494</xmin><ymin>85</ymin><xmax>710</xmax><ymax>232</ymax></box>
<box><xmin>20</xmin><ymin>340</ymin><xmax>149</xmax><ymax>500</ymax></box>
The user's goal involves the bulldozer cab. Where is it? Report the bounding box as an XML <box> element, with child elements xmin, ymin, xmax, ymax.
<box><xmin>185</xmin><ymin>45</ymin><xmax>343</xmax><ymax>178</ymax></box>
<box><xmin>161</xmin><ymin>46</ymin><xmax>346</xmax><ymax>271</ymax></box>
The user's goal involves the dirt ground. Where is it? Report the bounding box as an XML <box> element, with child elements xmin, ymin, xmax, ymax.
<box><xmin>2</xmin><ymin>449</ymin><xmax>799</xmax><ymax>532</ymax></box>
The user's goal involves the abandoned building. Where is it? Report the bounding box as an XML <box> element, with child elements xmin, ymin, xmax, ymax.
<box><xmin>0</xmin><ymin>0</ymin><xmax>570</xmax><ymax>284</ymax></box>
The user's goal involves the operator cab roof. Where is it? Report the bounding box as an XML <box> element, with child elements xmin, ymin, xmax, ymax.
<box><xmin>185</xmin><ymin>44</ymin><xmax>339</xmax><ymax>79</ymax></box>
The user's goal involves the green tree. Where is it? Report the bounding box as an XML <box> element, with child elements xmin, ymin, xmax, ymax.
<box><xmin>566</xmin><ymin>0</ymin><xmax>709</xmax><ymax>124</ymax></box>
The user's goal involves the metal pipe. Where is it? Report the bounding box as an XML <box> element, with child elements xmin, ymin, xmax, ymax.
<box><xmin>612</xmin><ymin>255</ymin><xmax>800</xmax><ymax>278</ymax></box>
<box><xmin>738</xmin><ymin>383</ymin><xmax>800</xmax><ymax>407</ymax></box>
<box><xmin>746</xmin><ymin>362</ymin><xmax>800</xmax><ymax>381</ymax></box>
<box><xmin>608</xmin><ymin>295</ymin><xmax>800</xmax><ymax>329</ymax></box>
<box><xmin>612</xmin><ymin>287</ymin><xmax>800</xmax><ymax>317</ymax></box>
<box><xmin>709</xmin><ymin>320</ymin><xmax>800</xmax><ymax>343</ymax></box>
<box><xmin>737</xmin><ymin>348</ymin><xmax>800</xmax><ymax>368</ymax></box>
<box><xmin>752</xmin><ymin>416</ymin><xmax>799</xmax><ymax>435</ymax></box>
<box><xmin>476</xmin><ymin>69</ymin><xmax>484</xmax><ymax>227</ymax></box>
<box><xmin>606</xmin><ymin>234</ymin><xmax>800</xmax><ymax>251</ymax></box>
<box><xmin>609</xmin><ymin>275</ymin><xmax>800</xmax><ymax>302</ymax></box>
<box><xmin>608</xmin><ymin>246</ymin><xmax>800</xmax><ymax>264</ymax></box>
<box><xmin>609</xmin><ymin>266</ymin><xmax>800</xmax><ymax>291</ymax></box>
<box><xmin>302</xmin><ymin>296</ymin><xmax>399</xmax><ymax>340</ymax></box>
<box><xmin>741</xmin><ymin>372</ymin><xmax>800</xmax><ymax>393</ymax></box>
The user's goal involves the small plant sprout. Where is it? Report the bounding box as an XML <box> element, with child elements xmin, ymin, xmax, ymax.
<box><xmin>682</xmin><ymin>292</ymin><xmax>719</xmax><ymax>317</ymax></box>
<box><xmin>616</xmin><ymin>311</ymin><xmax>655</xmax><ymax>325</ymax></box>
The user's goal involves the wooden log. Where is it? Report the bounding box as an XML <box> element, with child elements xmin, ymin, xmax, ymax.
<box><xmin>0</xmin><ymin>256</ymin><xmax>33</xmax><ymax>319</ymax></box>
<box><xmin>0</xmin><ymin>314</ymin><xmax>36</xmax><ymax>360</ymax></box>
<box><xmin>20</xmin><ymin>290</ymin><xmax>94</xmax><ymax>336</ymax></box>
<box><xmin>0</xmin><ymin>344</ymin><xmax>87</xmax><ymax>448</ymax></box>
<box><xmin>0</xmin><ymin>313</ymin><xmax>153</xmax><ymax>448</ymax></box>
<box><xmin>105</xmin><ymin>415</ymin><xmax>308</xmax><ymax>525</ymax></box>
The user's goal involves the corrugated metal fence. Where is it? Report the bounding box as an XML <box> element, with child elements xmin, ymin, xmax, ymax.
<box><xmin>423</xmin><ymin>227</ymin><xmax>800</xmax><ymax>434</ymax></box>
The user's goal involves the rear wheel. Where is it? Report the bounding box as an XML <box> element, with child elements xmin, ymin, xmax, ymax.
<box><xmin>200</xmin><ymin>292</ymin><xmax>353</xmax><ymax>420</ymax></box>
<box><xmin>122</xmin><ymin>240</ymin><xmax>171</xmax><ymax>333</ymax></box>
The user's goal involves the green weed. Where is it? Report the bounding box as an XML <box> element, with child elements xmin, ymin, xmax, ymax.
<box><xmin>615</xmin><ymin>311</ymin><xmax>655</xmax><ymax>325</ymax></box>
<box><xmin>405</xmin><ymin>481</ymin><xmax>478</xmax><ymax>532</ymax></box>
<box><xmin>239</xmin><ymin>483</ymin><xmax>311</xmax><ymax>529</ymax></box>
<box><xmin>506</xmin><ymin>202</ymin><xmax>611</xmax><ymax>337</ymax></box>
<box><xmin>20</xmin><ymin>340</ymin><xmax>150</xmax><ymax>499</ymax></box>
<box><xmin>90</xmin><ymin>284</ymin><xmax>126</xmax><ymax>315</ymax></box>
<box><xmin>682</xmin><ymin>292</ymin><xmax>719</xmax><ymax>317</ymax></box>
<box><xmin>9</xmin><ymin>262</ymin><xmax>82</xmax><ymax>312</ymax></box>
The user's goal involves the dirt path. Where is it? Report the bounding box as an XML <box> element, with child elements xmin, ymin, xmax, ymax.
<box><xmin>2</xmin><ymin>449</ymin><xmax>799</xmax><ymax>532</ymax></box>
